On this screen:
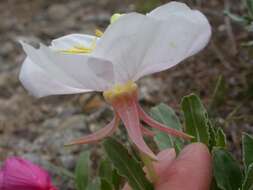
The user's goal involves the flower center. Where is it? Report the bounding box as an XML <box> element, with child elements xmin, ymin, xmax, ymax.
<box><xmin>103</xmin><ymin>81</ymin><xmax>138</xmax><ymax>103</ymax></box>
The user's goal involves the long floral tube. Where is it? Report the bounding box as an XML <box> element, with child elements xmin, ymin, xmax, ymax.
<box><xmin>137</xmin><ymin>104</ymin><xmax>193</xmax><ymax>140</ymax></box>
<box><xmin>112</xmin><ymin>96</ymin><xmax>157</xmax><ymax>160</ymax></box>
<box><xmin>66</xmin><ymin>115</ymin><xmax>120</xmax><ymax>146</ymax></box>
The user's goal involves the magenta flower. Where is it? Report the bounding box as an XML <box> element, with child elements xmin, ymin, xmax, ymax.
<box><xmin>0</xmin><ymin>157</ymin><xmax>57</xmax><ymax>190</ymax></box>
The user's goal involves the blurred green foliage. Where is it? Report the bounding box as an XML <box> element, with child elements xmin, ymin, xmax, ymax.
<box><xmin>225</xmin><ymin>0</ymin><xmax>253</xmax><ymax>46</ymax></box>
<box><xmin>136</xmin><ymin>0</ymin><xmax>162</xmax><ymax>13</ymax></box>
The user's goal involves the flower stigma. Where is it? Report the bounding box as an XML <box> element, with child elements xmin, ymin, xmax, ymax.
<box><xmin>103</xmin><ymin>81</ymin><xmax>138</xmax><ymax>103</ymax></box>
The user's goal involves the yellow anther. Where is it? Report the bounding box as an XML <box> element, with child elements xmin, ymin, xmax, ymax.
<box><xmin>95</xmin><ymin>29</ymin><xmax>104</xmax><ymax>37</ymax></box>
<box><xmin>103</xmin><ymin>81</ymin><xmax>138</xmax><ymax>103</ymax></box>
<box><xmin>61</xmin><ymin>38</ymin><xmax>97</xmax><ymax>54</ymax></box>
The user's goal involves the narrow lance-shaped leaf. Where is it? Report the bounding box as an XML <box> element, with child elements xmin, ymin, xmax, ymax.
<box><xmin>99</xmin><ymin>159</ymin><xmax>113</xmax><ymax>183</ymax></box>
<box><xmin>99</xmin><ymin>158</ymin><xmax>122</xmax><ymax>190</ymax></box>
<box><xmin>215</xmin><ymin>128</ymin><xmax>227</xmax><ymax>148</ymax></box>
<box><xmin>75</xmin><ymin>151</ymin><xmax>90</xmax><ymax>190</ymax></box>
<box><xmin>181</xmin><ymin>93</ymin><xmax>210</xmax><ymax>145</ymax></box>
<box><xmin>112</xmin><ymin>169</ymin><xmax>122</xmax><ymax>190</ymax></box>
<box><xmin>212</xmin><ymin>148</ymin><xmax>243</xmax><ymax>190</ymax></box>
<box><xmin>150</xmin><ymin>103</ymin><xmax>183</xmax><ymax>151</ymax></box>
<box><xmin>242</xmin><ymin>163</ymin><xmax>253</xmax><ymax>190</ymax></box>
<box><xmin>243</xmin><ymin>133</ymin><xmax>253</xmax><ymax>170</ymax></box>
<box><xmin>103</xmin><ymin>138</ymin><xmax>154</xmax><ymax>190</ymax></box>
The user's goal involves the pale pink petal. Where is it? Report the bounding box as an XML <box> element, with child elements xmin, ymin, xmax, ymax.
<box><xmin>1</xmin><ymin>157</ymin><xmax>56</xmax><ymax>190</ymax></box>
<box><xmin>137</xmin><ymin>104</ymin><xmax>192</xmax><ymax>140</ymax></box>
<box><xmin>66</xmin><ymin>115</ymin><xmax>120</xmax><ymax>145</ymax></box>
<box><xmin>113</xmin><ymin>97</ymin><xmax>157</xmax><ymax>160</ymax></box>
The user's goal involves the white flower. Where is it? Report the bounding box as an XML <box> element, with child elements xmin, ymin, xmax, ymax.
<box><xmin>19</xmin><ymin>2</ymin><xmax>211</xmax><ymax>160</ymax></box>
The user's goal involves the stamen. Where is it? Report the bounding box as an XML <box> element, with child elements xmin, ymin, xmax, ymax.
<box><xmin>60</xmin><ymin>38</ymin><xmax>97</xmax><ymax>54</ymax></box>
<box><xmin>95</xmin><ymin>29</ymin><xmax>104</xmax><ymax>37</ymax></box>
<box><xmin>65</xmin><ymin>115</ymin><xmax>120</xmax><ymax>146</ymax></box>
<box><xmin>103</xmin><ymin>81</ymin><xmax>138</xmax><ymax>103</ymax></box>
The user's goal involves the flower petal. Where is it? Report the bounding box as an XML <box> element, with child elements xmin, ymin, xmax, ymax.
<box><xmin>20</xmin><ymin>58</ymin><xmax>90</xmax><ymax>97</ymax></box>
<box><xmin>112</xmin><ymin>97</ymin><xmax>157</xmax><ymax>160</ymax></box>
<box><xmin>147</xmin><ymin>2</ymin><xmax>190</xmax><ymax>19</ymax></box>
<box><xmin>66</xmin><ymin>115</ymin><xmax>120</xmax><ymax>145</ymax></box>
<box><xmin>50</xmin><ymin>34</ymin><xmax>97</xmax><ymax>50</ymax></box>
<box><xmin>137</xmin><ymin>104</ymin><xmax>193</xmax><ymax>140</ymax></box>
<box><xmin>94</xmin><ymin>4</ymin><xmax>211</xmax><ymax>83</ymax></box>
<box><xmin>1</xmin><ymin>157</ymin><xmax>55</xmax><ymax>190</ymax></box>
<box><xmin>20</xmin><ymin>42</ymin><xmax>114</xmax><ymax>97</ymax></box>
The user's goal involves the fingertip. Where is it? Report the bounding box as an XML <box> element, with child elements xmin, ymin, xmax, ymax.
<box><xmin>156</xmin><ymin>143</ymin><xmax>212</xmax><ymax>190</ymax></box>
<box><xmin>179</xmin><ymin>142</ymin><xmax>211</xmax><ymax>160</ymax></box>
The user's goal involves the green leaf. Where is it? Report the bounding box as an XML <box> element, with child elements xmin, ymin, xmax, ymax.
<box><xmin>112</xmin><ymin>169</ymin><xmax>122</xmax><ymax>190</ymax></box>
<box><xmin>243</xmin><ymin>133</ymin><xmax>253</xmax><ymax>169</ymax></box>
<box><xmin>242</xmin><ymin>164</ymin><xmax>253</xmax><ymax>190</ymax></box>
<box><xmin>101</xmin><ymin>179</ymin><xmax>114</xmax><ymax>190</ymax></box>
<box><xmin>208</xmin><ymin>124</ymin><xmax>217</xmax><ymax>150</ymax></box>
<box><xmin>212</xmin><ymin>148</ymin><xmax>243</xmax><ymax>190</ymax></box>
<box><xmin>75</xmin><ymin>151</ymin><xmax>90</xmax><ymax>190</ymax></box>
<box><xmin>211</xmin><ymin>178</ymin><xmax>223</xmax><ymax>190</ymax></box>
<box><xmin>247</xmin><ymin>0</ymin><xmax>253</xmax><ymax>18</ymax></box>
<box><xmin>136</xmin><ymin>0</ymin><xmax>161</xmax><ymax>13</ymax></box>
<box><xmin>181</xmin><ymin>94</ymin><xmax>210</xmax><ymax>145</ymax></box>
<box><xmin>215</xmin><ymin>128</ymin><xmax>227</xmax><ymax>148</ymax></box>
<box><xmin>99</xmin><ymin>159</ymin><xmax>123</xmax><ymax>190</ymax></box>
<box><xmin>150</xmin><ymin>103</ymin><xmax>183</xmax><ymax>151</ymax></box>
<box><xmin>103</xmin><ymin>138</ymin><xmax>154</xmax><ymax>190</ymax></box>
<box><xmin>99</xmin><ymin>159</ymin><xmax>113</xmax><ymax>182</ymax></box>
